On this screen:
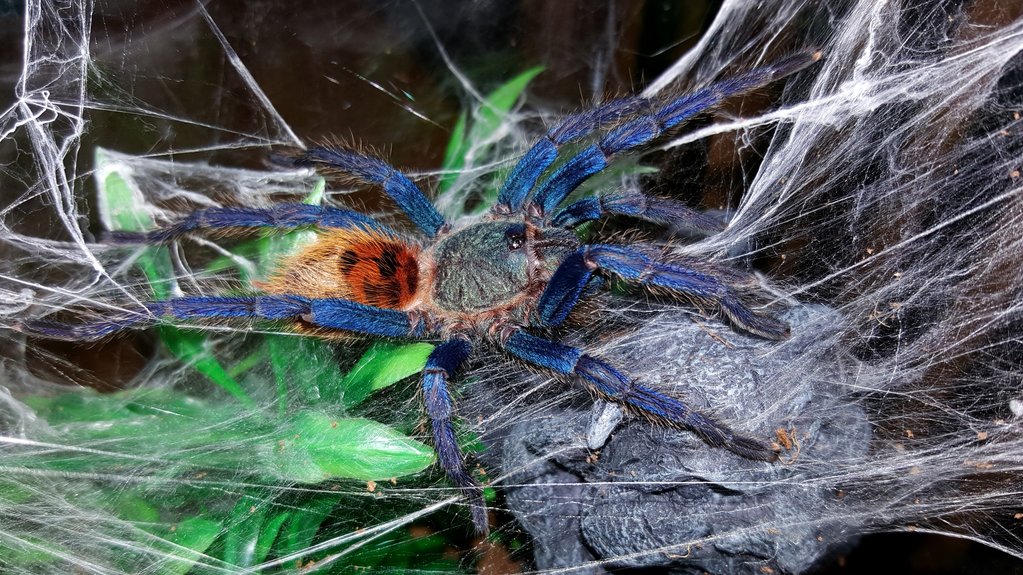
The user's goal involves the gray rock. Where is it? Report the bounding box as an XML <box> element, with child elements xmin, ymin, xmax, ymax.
<box><xmin>489</xmin><ymin>305</ymin><xmax>871</xmax><ymax>574</ymax></box>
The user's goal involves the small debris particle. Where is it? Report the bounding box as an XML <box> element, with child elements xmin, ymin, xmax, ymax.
<box><xmin>905</xmin><ymin>429</ymin><xmax>915</xmax><ymax>438</ymax></box>
<box><xmin>666</xmin><ymin>545</ymin><xmax>692</xmax><ymax>559</ymax></box>
<box><xmin>999</xmin><ymin>129</ymin><xmax>1010</xmax><ymax>136</ymax></box>
<box><xmin>409</xmin><ymin>525</ymin><xmax>432</xmax><ymax>538</ymax></box>
<box><xmin>759</xmin><ymin>566</ymin><xmax>776</xmax><ymax>574</ymax></box>
<box><xmin>766</xmin><ymin>527</ymin><xmax>780</xmax><ymax>535</ymax></box>
<box><xmin>1014</xmin><ymin>513</ymin><xmax>1023</xmax><ymax>520</ymax></box>
<box><xmin>366</xmin><ymin>480</ymin><xmax>376</xmax><ymax>493</ymax></box>
<box><xmin>331</xmin><ymin>420</ymin><xmax>338</xmax><ymax>428</ymax></box>
<box><xmin>977</xmin><ymin>431</ymin><xmax>989</xmax><ymax>441</ymax></box>
<box><xmin>1012</xmin><ymin>170</ymin><xmax>1020</xmax><ymax>179</ymax></box>
<box><xmin>1015</xmin><ymin>112</ymin><xmax>1021</xmax><ymax>120</ymax></box>
<box><xmin>390</xmin><ymin>477</ymin><xmax>397</xmax><ymax>485</ymax></box>
<box><xmin>909</xmin><ymin>466</ymin><xmax>921</xmax><ymax>475</ymax></box>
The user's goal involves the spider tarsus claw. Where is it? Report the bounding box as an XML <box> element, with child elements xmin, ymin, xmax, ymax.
<box><xmin>266</xmin><ymin>150</ymin><xmax>304</xmax><ymax>168</ymax></box>
<box><xmin>729</xmin><ymin>434</ymin><xmax>780</xmax><ymax>463</ymax></box>
<box><xmin>720</xmin><ymin>297</ymin><xmax>790</xmax><ymax>341</ymax></box>
<box><xmin>470</xmin><ymin>503</ymin><xmax>490</xmax><ymax>536</ymax></box>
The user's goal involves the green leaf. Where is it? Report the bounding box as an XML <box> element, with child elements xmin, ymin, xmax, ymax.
<box><xmin>156</xmin><ymin>517</ymin><xmax>222</xmax><ymax>575</ymax></box>
<box><xmin>222</xmin><ymin>496</ymin><xmax>268</xmax><ymax>567</ymax></box>
<box><xmin>333</xmin><ymin>341</ymin><xmax>434</xmax><ymax>407</ymax></box>
<box><xmin>110</xmin><ymin>494</ymin><xmax>161</xmax><ymax>525</ymax></box>
<box><xmin>158</xmin><ymin>326</ymin><xmax>255</xmax><ymax>408</ymax></box>
<box><xmin>263</xmin><ymin>413</ymin><xmax>435</xmax><ymax>482</ymax></box>
<box><xmin>472</xmin><ymin>66</ymin><xmax>545</xmax><ymax>143</ymax></box>
<box><xmin>437</xmin><ymin>67</ymin><xmax>544</xmax><ymax>194</ymax></box>
<box><xmin>266</xmin><ymin>334</ymin><xmax>345</xmax><ymax>411</ymax></box>
<box><xmin>276</xmin><ymin>494</ymin><xmax>339</xmax><ymax>562</ymax></box>
<box><xmin>438</xmin><ymin>112</ymin><xmax>468</xmax><ymax>193</ymax></box>
<box><xmin>253</xmin><ymin>511</ymin><xmax>291</xmax><ymax>565</ymax></box>
<box><xmin>0</xmin><ymin>536</ymin><xmax>64</xmax><ymax>568</ymax></box>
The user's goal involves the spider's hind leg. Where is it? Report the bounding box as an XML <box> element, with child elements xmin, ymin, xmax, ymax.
<box><xmin>109</xmin><ymin>203</ymin><xmax>388</xmax><ymax>244</ymax></box>
<box><xmin>279</xmin><ymin>146</ymin><xmax>446</xmax><ymax>238</ymax></box>
<box><xmin>503</xmin><ymin>331</ymin><xmax>777</xmax><ymax>462</ymax></box>
<box><xmin>19</xmin><ymin>295</ymin><xmax>425</xmax><ymax>341</ymax></box>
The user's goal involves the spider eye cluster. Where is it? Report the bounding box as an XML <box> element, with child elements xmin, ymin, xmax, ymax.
<box><xmin>504</xmin><ymin>224</ymin><xmax>526</xmax><ymax>250</ymax></box>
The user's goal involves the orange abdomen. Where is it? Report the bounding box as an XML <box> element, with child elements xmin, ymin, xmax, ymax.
<box><xmin>260</xmin><ymin>229</ymin><xmax>421</xmax><ymax>310</ymax></box>
<box><xmin>337</xmin><ymin>240</ymin><xmax>420</xmax><ymax>308</ymax></box>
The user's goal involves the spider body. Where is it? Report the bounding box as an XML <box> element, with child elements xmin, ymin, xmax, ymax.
<box><xmin>22</xmin><ymin>50</ymin><xmax>821</xmax><ymax>533</ymax></box>
<box><xmin>428</xmin><ymin>221</ymin><xmax>576</xmax><ymax>318</ymax></box>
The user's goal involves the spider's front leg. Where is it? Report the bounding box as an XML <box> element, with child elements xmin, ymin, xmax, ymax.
<box><xmin>421</xmin><ymin>339</ymin><xmax>489</xmax><ymax>533</ymax></box>
<box><xmin>502</xmin><ymin>331</ymin><xmax>777</xmax><ymax>462</ymax></box>
<box><xmin>550</xmin><ymin>188</ymin><xmax>724</xmax><ymax>233</ymax></box>
<box><xmin>536</xmin><ymin>244</ymin><xmax>790</xmax><ymax>339</ymax></box>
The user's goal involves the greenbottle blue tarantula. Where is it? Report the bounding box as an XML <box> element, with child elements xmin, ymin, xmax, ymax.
<box><xmin>24</xmin><ymin>50</ymin><xmax>819</xmax><ymax>533</ymax></box>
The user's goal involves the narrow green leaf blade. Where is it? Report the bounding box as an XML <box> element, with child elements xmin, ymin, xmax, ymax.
<box><xmin>438</xmin><ymin>112</ymin><xmax>469</xmax><ymax>193</ymax></box>
<box><xmin>334</xmin><ymin>341</ymin><xmax>434</xmax><ymax>408</ymax></box>
<box><xmin>471</xmin><ymin>66</ymin><xmax>545</xmax><ymax>145</ymax></box>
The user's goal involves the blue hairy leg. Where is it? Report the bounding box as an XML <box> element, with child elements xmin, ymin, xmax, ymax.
<box><xmin>280</xmin><ymin>146</ymin><xmax>446</xmax><ymax>237</ymax></box>
<box><xmin>503</xmin><ymin>331</ymin><xmax>777</xmax><ymax>461</ymax></box>
<box><xmin>421</xmin><ymin>339</ymin><xmax>488</xmax><ymax>532</ymax></box>
<box><xmin>522</xmin><ymin>51</ymin><xmax>820</xmax><ymax>217</ymax></box>
<box><xmin>495</xmin><ymin>96</ymin><xmax>646</xmax><ymax>213</ymax></box>
<box><xmin>19</xmin><ymin>296</ymin><xmax>424</xmax><ymax>341</ymax></box>
<box><xmin>550</xmin><ymin>188</ymin><xmax>725</xmax><ymax>232</ymax></box>
<box><xmin>110</xmin><ymin>203</ymin><xmax>389</xmax><ymax>243</ymax></box>
<box><xmin>536</xmin><ymin>244</ymin><xmax>789</xmax><ymax>339</ymax></box>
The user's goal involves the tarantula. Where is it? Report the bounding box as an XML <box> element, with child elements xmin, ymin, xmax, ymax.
<box><xmin>22</xmin><ymin>50</ymin><xmax>818</xmax><ymax>533</ymax></box>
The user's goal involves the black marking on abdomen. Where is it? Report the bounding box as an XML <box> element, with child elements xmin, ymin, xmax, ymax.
<box><xmin>376</xmin><ymin>248</ymin><xmax>399</xmax><ymax>277</ymax></box>
<box><xmin>339</xmin><ymin>249</ymin><xmax>360</xmax><ymax>273</ymax></box>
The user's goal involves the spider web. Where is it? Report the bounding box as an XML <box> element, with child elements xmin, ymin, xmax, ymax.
<box><xmin>1</xmin><ymin>1</ymin><xmax>1022</xmax><ymax>574</ymax></box>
